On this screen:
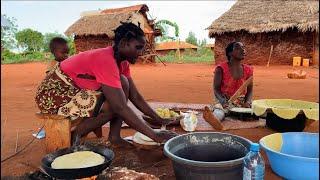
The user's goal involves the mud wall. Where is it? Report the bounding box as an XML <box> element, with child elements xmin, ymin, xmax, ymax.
<box><xmin>74</xmin><ymin>35</ymin><xmax>112</xmax><ymax>53</ymax></box>
<box><xmin>213</xmin><ymin>29</ymin><xmax>314</xmax><ymax>65</ymax></box>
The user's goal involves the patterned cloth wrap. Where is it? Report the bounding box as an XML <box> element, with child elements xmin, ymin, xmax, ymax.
<box><xmin>35</xmin><ymin>64</ymin><xmax>102</xmax><ymax>120</ymax></box>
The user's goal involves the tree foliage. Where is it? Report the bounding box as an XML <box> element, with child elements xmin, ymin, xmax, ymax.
<box><xmin>1</xmin><ymin>14</ymin><xmax>18</xmax><ymax>50</ymax></box>
<box><xmin>199</xmin><ymin>38</ymin><xmax>207</xmax><ymax>47</ymax></box>
<box><xmin>155</xmin><ymin>19</ymin><xmax>179</xmax><ymax>42</ymax></box>
<box><xmin>185</xmin><ymin>31</ymin><xmax>198</xmax><ymax>46</ymax></box>
<box><xmin>15</xmin><ymin>28</ymin><xmax>44</xmax><ymax>52</ymax></box>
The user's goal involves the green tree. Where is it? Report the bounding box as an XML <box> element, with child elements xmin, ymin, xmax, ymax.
<box><xmin>15</xmin><ymin>28</ymin><xmax>44</xmax><ymax>52</ymax></box>
<box><xmin>1</xmin><ymin>14</ymin><xmax>18</xmax><ymax>50</ymax></box>
<box><xmin>199</xmin><ymin>38</ymin><xmax>207</xmax><ymax>47</ymax></box>
<box><xmin>155</xmin><ymin>20</ymin><xmax>179</xmax><ymax>42</ymax></box>
<box><xmin>185</xmin><ymin>31</ymin><xmax>198</xmax><ymax>46</ymax></box>
<box><xmin>65</xmin><ymin>35</ymin><xmax>76</xmax><ymax>55</ymax></box>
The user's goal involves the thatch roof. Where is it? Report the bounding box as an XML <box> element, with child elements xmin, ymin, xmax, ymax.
<box><xmin>65</xmin><ymin>4</ymin><xmax>158</xmax><ymax>38</ymax></box>
<box><xmin>101</xmin><ymin>4</ymin><xmax>148</xmax><ymax>14</ymax></box>
<box><xmin>155</xmin><ymin>41</ymin><xmax>198</xmax><ymax>51</ymax></box>
<box><xmin>207</xmin><ymin>0</ymin><xmax>319</xmax><ymax>36</ymax></box>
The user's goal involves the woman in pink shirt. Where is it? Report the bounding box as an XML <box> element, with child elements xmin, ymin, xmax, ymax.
<box><xmin>204</xmin><ymin>41</ymin><xmax>253</xmax><ymax>130</ymax></box>
<box><xmin>35</xmin><ymin>22</ymin><xmax>176</xmax><ymax>146</ymax></box>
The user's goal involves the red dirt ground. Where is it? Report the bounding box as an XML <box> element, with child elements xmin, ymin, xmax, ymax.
<box><xmin>1</xmin><ymin>62</ymin><xmax>319</xmax><ymax>179</ymax></box>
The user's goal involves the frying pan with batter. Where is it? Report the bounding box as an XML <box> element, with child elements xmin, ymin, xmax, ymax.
<box><xmin>41</xmin><ymin>144</ymin><xmax>114</xmax><ymax>179</ymax></box>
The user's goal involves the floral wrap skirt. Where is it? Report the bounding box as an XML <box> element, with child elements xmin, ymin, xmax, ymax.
<box><xmin>35</xmin><ymin>64</ymin><xmax>102</xmax><ymax>120</ymax></box>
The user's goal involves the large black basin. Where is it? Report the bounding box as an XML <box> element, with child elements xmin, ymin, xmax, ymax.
<box><xmin>164</xmin><ymin>132</ymin><xmax>252</xmax><ymax>180</ymax></box>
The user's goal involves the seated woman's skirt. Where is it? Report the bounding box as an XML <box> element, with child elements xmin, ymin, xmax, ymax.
<box><xmin>35</xmin><ymin>64</ymin><xmax>102</xmax><ymax>120</ymax></box>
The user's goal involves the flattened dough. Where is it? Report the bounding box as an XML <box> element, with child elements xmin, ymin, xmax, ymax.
<box><xmin>133</xmin><ymin>129</ymin><xmax>161</xmax><ymax>146</ymax></box>
<box><xmin>51</xmin><ymin>151</ymin><xmax>105</xmax><ymax>169</ymax></box>
<box><xmin>230</xmin><ymin>107</ymin><xmax>253</xmax><ymax>114</ymax></box>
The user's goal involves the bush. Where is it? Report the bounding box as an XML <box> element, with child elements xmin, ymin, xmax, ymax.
<box><xmin>197</xmin><ymin>47</ymin><xmax>213</xmax><ymax>56</ymax></box>
<box><xmin>157</xmin><ymin>50</ymin><xmax>176</xmax><ymax>63</ymax></box>
<box><xmin>1</xmin><ymin>50</ymin><xmax>52</xmax><ymax>64</ymax></box>
<box><xmin>156</xmin><ymin>48</ymin><xmax>215</xmax><ymax>64</ymax></box>
<box><xmin>1</xmin><ymin>49</ymin><xmax>22</xmax><ymax>62</ymax></box>
<box><xmin>184</xmin><ymin>49</ymin><xmax>197</xmax><ymax>57</ymax></box>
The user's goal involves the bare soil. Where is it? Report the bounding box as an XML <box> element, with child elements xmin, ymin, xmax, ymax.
<box><xmin>1</xmin><ymin>62</ymin><xmax>318</xmax><ymax>179</ymax></box>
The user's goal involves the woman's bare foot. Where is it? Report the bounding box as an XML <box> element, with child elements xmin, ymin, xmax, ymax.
<box><xmin>108</xmin><ymin>137</ymin><xmax>133</xmax><ymax>148</ymax></box>
<box><xmin>203</xmin><ymin>106</ymin><xmax>224</xmax><ymax>130</ymax></box>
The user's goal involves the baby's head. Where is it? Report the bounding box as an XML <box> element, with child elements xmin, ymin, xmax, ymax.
<box><xmin>49</xmin><ymin>37</ymin><xmax>69</xmax><ymax>62</ymax></box>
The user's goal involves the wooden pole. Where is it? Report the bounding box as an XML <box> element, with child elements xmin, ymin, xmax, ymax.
<box><xmin>177</xmin><ymin>39</ymin><xmax>182</xmax><ymax>63</ymax></box>
<box><xmin>155</xmin><ymin>55</ymin><xmax>167</xmax><ymax>66</ymax></box>
<box><xmin>267</xmin><ymin>45</ymin><xmax>274</xmax><ymax>67</ymax></box>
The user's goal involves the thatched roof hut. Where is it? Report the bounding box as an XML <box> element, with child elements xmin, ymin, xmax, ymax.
<box><xmin>65</xmin><ymin>4</ymin><xmax>161</xmax><ymax>62</ymax></box>
<box><xmin>155</xmin><ymin>41</ymin><xmax>198</xmax><ymax>56</ymax></box>
<box><xmin>207</xmin><ymin>0</ymin><xmax>319</xmax><ymax>65</ymax></box>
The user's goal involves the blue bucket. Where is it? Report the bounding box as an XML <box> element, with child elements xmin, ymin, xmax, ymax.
<box><xmin>260</xmin><ymin>132</ymin><xmax>319</xmax><ymax>180</ymax></box>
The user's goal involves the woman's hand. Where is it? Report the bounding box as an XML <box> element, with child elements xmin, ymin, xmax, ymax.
<box><xmin>153</xmin><ymin>116</ymin><xmax>171</xmax><ymax>125</ymax></box>
<box><xmin>153</xmin><ymin>130</ymin><xmax>178</xmax><ymax>143</ymax></box>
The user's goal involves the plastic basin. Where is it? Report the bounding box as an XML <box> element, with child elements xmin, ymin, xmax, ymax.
<box><xmin>260</xmin><ymin>132</ymin><xmax>319</xmax><ymax>180</ymax></box>
<box><xmin>164</xmin><ymin>132</ymin><xmax>251</xmax><ymax>180</ymax></box>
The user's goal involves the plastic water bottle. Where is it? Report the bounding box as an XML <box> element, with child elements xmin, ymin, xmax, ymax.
<box><xmin>243</xmin><ymin>143</ymin><xmax>265</xmax><ymax>180</ymax></box>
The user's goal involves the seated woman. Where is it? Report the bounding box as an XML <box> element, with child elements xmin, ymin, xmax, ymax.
<box><xmin>204</xmin><ymin>41</ymin><xmax>253</xmax><ymax>130</ymax></box>
<box><xmin>35</xmin><ymin>22</ymin><xmax>177</xmax><ymax>147</ymax></box>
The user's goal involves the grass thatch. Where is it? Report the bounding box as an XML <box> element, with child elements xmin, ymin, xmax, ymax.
<box><xmin>65</xmin><ymin>4</ymin><xmax>153</xmax><ymax>38</ymax></box>
<box><xmin>65</xmin><ymin>12</ymin><xmax>146</xmax><ymax>37</ymax></box>
<box><xmin>101</xmin><ymin>4</ymin><xmax>148</xmax><ymax>14</ymax></box>
<box><xmin>207</xmin><ymin>0</ymin><xmax>319</xmax><ymax>36</ymax></box>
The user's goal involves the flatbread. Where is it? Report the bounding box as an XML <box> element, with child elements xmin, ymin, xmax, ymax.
<box><xmin>133</xmin><ymin>130</ymin><xmax>162</xmax><ymax>146</ymax></box>
<box><xmin>51</xmin><ymin>151</ymin><xmax>105</xmax><ymax>169</ymax></box>
<box><xmin>230</xmin><ymin>107</ymin><xmax>252</xmax><ymax>114</ymax></box>
<box><xmin>136</xmin><ymin>132</ymin><xmax>154</xmax><ymax>142</ymax></box>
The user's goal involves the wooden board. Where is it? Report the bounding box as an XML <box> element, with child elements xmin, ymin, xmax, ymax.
<box><xmin>197</xmin><ymin>111</ymin><xmax>266</xmax><ymax>131</ymax></box>
<box><xmin>44</xmin><ymin>116</ymin><xmax>71</xmax><ymax>153</ymax></box>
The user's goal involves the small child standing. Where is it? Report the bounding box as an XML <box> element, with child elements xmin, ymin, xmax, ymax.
<box><xmin>46</xmin><ymin>37</ymin><xmax>70</xmax><ymax>73</ymax></box>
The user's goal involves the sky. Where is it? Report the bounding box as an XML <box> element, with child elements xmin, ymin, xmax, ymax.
<box><xmin>1</xmin><ymin>1</ymin><xmax>236</xmax><ymax>44</ymax></box>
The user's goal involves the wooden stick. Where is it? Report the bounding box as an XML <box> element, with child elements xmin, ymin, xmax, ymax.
<box><xmin>177</xmin><ymin>39</ymin><xmax>181</xmax><ymax>63</ymax></box>
<box><xmin>228</xmin><ymin>76</ymin><xmax>253</xmax><ymax>104</ymax></box>
<box><xmin>155</xmin><ymin>55</ymin><xmax>167</xmax><ymax>66</ymax></box>
<box><xmin>15</xmin><ymin>130</ymin><xmax>19</xmax><ymax>153</ymax></box>
<box><xmin>267</xmin><ymin>45</ymin><xmax>274</xmax><ymax>67</ymax></box>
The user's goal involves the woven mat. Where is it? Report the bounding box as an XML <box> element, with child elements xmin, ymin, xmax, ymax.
<box><xmin>103</xmin><ymin>101</ymin><xmax>266</xmax><ymax>130</ymax></box>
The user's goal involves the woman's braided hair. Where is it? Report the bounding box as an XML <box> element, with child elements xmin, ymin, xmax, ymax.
<box><xmin>113</xmin><ymin>22</ymin><xmax>145</xmax><ymax>60</ymax></box>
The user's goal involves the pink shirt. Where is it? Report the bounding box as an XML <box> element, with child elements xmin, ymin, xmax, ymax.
<box><xmin>215</xmin><ymin>62</ymin><xmax>253</xmax><ymax>98</ymax></box>
<box><xmin>60</xmin><ymin>46</ymin><xmax>131</xmax><ymax>90</ymax></box>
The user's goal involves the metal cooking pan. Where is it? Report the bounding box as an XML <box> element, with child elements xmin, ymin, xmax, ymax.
<box><xmin>228</xmin><ymin>108</ymin><xmax>259</xmax><ymax>121</ymax></box>
<box><xmin>41</xmin><ymin>144</ymin><xmax>114</xmax><ymax>179</ymax></box>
